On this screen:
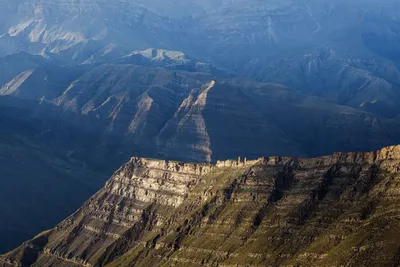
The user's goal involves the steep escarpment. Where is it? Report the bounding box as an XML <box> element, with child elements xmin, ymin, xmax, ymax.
<box><xmin>2</xmin><ymin>52</ymin><xmax>400</xmax><ymax>163</ymax></box>
<box><xmin>4</xmin><ymin>145</ymin><xmax>400</xmax><ymax>266</ymax></box>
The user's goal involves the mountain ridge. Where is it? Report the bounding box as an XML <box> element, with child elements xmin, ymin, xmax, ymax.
<box><xmin>3</xmin><ymin>144</ymin><xmax>400</xmax><ymax>266</ymax></box>
<box><xmin>2</xmin><ymin>0</ymin><xmax>400</xmax><ymax>117</ymax></box>
<box><xmin>2</xmin><ymin>51</ymin><xmax>400</xmax><ymax>164</ymax></box>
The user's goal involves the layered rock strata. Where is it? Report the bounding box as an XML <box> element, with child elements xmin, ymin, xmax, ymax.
<box><xmin>4</xmin><ymin>146</ymin><xmax>400</xmax><ymax>266</ymax></box>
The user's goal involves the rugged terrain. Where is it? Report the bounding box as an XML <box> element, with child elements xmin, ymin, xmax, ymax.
<box><xmin>2</xmin><ymin>48</ymin><xmax>400</xmax><ymax>254</ymax></box>
<box><xmin>1</xmin><ymin>0</ymin><xmax>400</xmax><ymax>116</ymax></box>
<box><xmin>1</xmin><ymin>51</ymin><xmax>400</xmax><ymax>164</ymax></box>
<box><xmin>3</xmin><ymin>145</ymin><xmax>400</xmax><ymax>266</ymax></box>
<box><xmin>2</xmin><ymin>0</ymin><xmax>400</xmax><ymax>257</ymax></box>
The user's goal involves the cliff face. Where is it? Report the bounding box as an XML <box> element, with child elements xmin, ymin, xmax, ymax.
<box><xmin>4</xmin><ymin>146</ymin><xmax>400</xmax><ymax>266</ymax></box>
<box><xmin>3</xmin><ymin>51</ymin><xmax>400</xmax><ymax>164</ymax></box>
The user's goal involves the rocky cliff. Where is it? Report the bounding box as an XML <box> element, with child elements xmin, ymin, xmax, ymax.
<box><xmin>2</xmin><ymin>51</ymin><xmax>400</xmax><ymax>164</ymax></box>
<box><xmin>4</xmin><ymin>145</ymin><xmax>400</xmax><ymax>266</ymax></box>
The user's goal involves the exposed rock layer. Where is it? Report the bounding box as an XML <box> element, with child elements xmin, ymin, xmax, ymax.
<box><xmin>2</xmin><ymin>52</ymin><xmax>400</xmax><ymax>164</ymax></box>
<box><xmin>3</xmin><ymin>49</ymin><xmax>400</xmax><ymax>256</ymax></box>
<box><xmin>4</xmin><ymin>145</ymin><xmax>400</xmax><ymax>266</ymax></box>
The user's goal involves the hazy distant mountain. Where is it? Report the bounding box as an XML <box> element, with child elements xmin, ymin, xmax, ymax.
<box><xmin>1</xmin><ymin>0</ymin><xmax>400</xmax><ymax>116</ymax></box>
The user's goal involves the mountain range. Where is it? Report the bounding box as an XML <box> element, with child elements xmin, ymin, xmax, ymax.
<box><xmin>2</xmin><ymin>0</ymin><xmax>400</xmax><ymax>260</ymax></box>
<box><xmin>2</xmin><ymin>50</ymin><xmax>400</xmax><ymax>163</ymax></box>
<box><xmin>2</xmin><ymin>0</ymin><xmax>400</xmax><ymax>116</ymax></box>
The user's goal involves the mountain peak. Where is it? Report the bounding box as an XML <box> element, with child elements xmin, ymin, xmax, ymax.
<box><xmin>124</xmin><ymin>48</ymin><xmax>191</xmax><ymax>64</ymax></box>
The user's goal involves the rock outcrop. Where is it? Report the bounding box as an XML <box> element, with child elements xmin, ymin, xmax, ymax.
<box><xmin>4</xmin><ymin>145</ymin><xmax>400</xmax><ymax>266</ymax></box>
